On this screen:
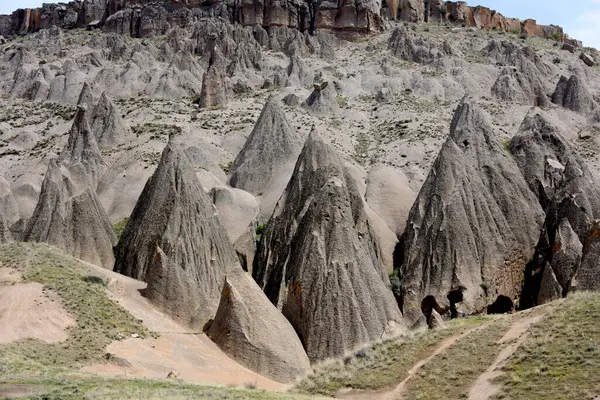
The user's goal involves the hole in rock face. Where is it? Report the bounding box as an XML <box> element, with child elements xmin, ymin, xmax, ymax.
<box><xmin>487</xmin><ymin>295</ymin><xmax>514</xmax><ymax>314</ymax></box>
<box><xmin>421</xmin><ymin>295</ymin><xmax>441</xmax><ymax>317</ymax></box>
<box><xmin>447</xmin><ymin>289</ymin><xmax>464</xmax><ymax>319</ymax></box>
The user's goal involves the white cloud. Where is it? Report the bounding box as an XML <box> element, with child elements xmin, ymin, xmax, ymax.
<box><xmin>566</xmin><ymin>1</ymin><xmax>600</xmax><ymax>49</ymax></box>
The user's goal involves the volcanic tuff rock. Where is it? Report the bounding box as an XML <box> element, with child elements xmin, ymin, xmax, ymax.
<box><xmin>398</xmin><ymin>98</ymin><xmax>545</xmax><ymax>325</ymax></box>
<box><xmin>229</xmin><ymin>97</ymin><xmax>304</xmax><ymax>219</ymax></box>
<box><xmin>509</xmin><ymin>110</ymin><xmax>600</xmax><ymax>306</ymax></box>
<box><xmin>199</xmin><ymin>46</ymin><xmax>230</xmax><ymax>108</ymax></box>
<box><xmin>209</xmin><ymin>185</ymin><xmax>260</xmax><ymax>243</ymax></box>
<box><xmin>302</xmin><ymin>81</ymin><xmax>340</xmax><ymax>116</ymax></box>
<box><xmin>77</xmin><ymin>82</ymin><xmax>96</xmax><ymax>111</ymax></box>
<box><xmin>0</xmin><ymin>177</ymin><xmax>18</xmax><ymax>243</ymax></box>
<box><xmin>254</xmin><ymin>130</ymin><xmax>406</xmax><ymax>362</ymax></box>
<box><xmin>89</xmin><ymin>91</ymin><xmax>132</xmax><ymax>148</ymax></box>
<box><xmin>113</xmin><ymin>138</ymin><xmax>239</xmax><ymax>328</ymax></box>
<box><xmin>552</xmin><ymin>75</ymin><xmax>598</xmax><ymax>114</ymax></box>
<box><xmin>572</xmin><ymin>221</ymin><xmax>600</xmax><ymax>291</ymax></box>
<box><xmin>206</xmin><ymin>268</ymin><xmax>311</xmax><ymax>383</ymax></box>
<box><xmin>491</xmin><ymin>66</ymin><xmax>549</xmax><ymax>107</ymax></box>
<box><xmin>388</xmin><ymin>25</ymin><xmax>451</xmax><ymax>65</ymax></box>
<box><xmin>23</xmin><ymin>106</ymin><xmax>116</xmax><ymax>268</ymax></box>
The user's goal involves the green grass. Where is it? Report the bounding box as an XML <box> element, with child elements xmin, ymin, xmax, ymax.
<box><xmin>295</xmin><ymin>317</ymin><xmax>490</xmax><ymax>396</ymax></box>
<box><xmin>403</xmin><ymin>317</ymin><xmax>512</xmax><ymax>400</ymax></box>
<box><xmin>0</xmin><ymin>243</ymin><xmax>148</xmax><ymax>378</ymax></box>
<box><xmin>0</xmin><ymin>377</ymin><xmax>319</xmax><ymax>400</ymax></box>
<box><xmin>494</xmin><ymin>293</ymin><xmax>600</xmax><ymax>400</ymax></box>
<box><xmin>113</xmin><ymin>217</ymin><xmax>129</xmax><ymax>240</ymax></box>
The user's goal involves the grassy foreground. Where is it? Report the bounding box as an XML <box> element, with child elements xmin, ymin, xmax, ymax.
<box><xmin>494</xmin><ymin>292</ymin><xmax>600</xmax><ymax>400</ymax></box>
<box><xmin>295</xmin><ymin>316</ymin><xmax>491</xmax><ymax>396</ymax></box>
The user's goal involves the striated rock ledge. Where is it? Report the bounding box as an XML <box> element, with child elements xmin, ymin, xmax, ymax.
<box><xmin>0</xmin><ymin>0</ymin><xmax>576</xmax><ymax>44</ymax></box>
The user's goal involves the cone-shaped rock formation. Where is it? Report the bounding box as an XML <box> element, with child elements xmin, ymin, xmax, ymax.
<box><xmin>509</xmin><ymin>110</ymin><xmax>600</xmax><ymax>306</ymax></box>
<box><xmin>113</xmin><ymin>138</ymin><xmax>239</xmax><ymax>329</ymax></box>
<box><xmin>90</xmin><ymin>92</ymin><xmax>132</xmax><ymax>149</ymax></box>
<box><xmin>206</xmin><ymin>268</ymin><xmax>311</xmax><ymax>383</ymax></box>
<box><xmin>302</xmin><ymin>81</ymin><xmax>340</xmax><ymax>116</ymax></box>
<box><xmin>491</xmin><ymin>66</ymin><xmax>549</xmax><ymax>106</ymax></box>
<box><xmin>77</xmin><ymin>82</ymin><xmax>96</xmax><ymax>111</ymax></box>
<box><xmin>228</xmin><ymin>97</ymin><xmax>304</xmax><ymax>219</ymax></box>
<box><xmin>199</xmin><ymin>47</ymin><xmax>229</xmax><ymax>108</ymax></box>
<box><xmin>398</xmin><ymin>98</ymin><xmax>545</xmax><ymax>325</ymax></box>
<box><xmin>254</xmin><ymin>130</ymin><xmax>406</xmax><ymax>363</ymax></box>
<box><xmin>23</xmin><ymin>108</ymin><xmax>116</xmax><ymax>268</ymax></box>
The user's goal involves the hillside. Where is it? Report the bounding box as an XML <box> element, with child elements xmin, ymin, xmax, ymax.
<box><xmin>0</xmin><ymin>0</ymin><xmax>600</xmax><ymax>398</ymax></box>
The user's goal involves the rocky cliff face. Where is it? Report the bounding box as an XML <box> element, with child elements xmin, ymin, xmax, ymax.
<box><xmin>0</xmin><ymin>0</ymin><xmax>574</xmax><ymax>44</ymax></box>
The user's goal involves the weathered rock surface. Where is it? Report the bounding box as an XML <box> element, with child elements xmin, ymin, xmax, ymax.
<box><xmin>23</xmin><ymin>106</ymin><xmax>116</xmax><ymax>268</ymax></box>
<box><xmin>572</xmin><ymin>221</ymin><xmax>600</xmax><ymax>291</ymax></box>
<box><xmin>0</xmin><ymin>177</ymin><xmax>18</xmax><ymax>243</ymax></box>
<box><xmin>491</xmin><ymin>66</ymin><xmax>549</xmax><ymax>106</ymax></box>
<box><xmin>509</xmin><ymin>110</ymin><xmax>600</xmax><ymax>306</ymax></box>
<box><xmin>254</xmin><ymin>130</ymin><xmax>406</xmax><ymax>362</ymax></box>
<box><xmin>206</xmin><ymin>268</ymin><xmax>310</xmax><ymax>383</ymax></box>
<box><xmin>388</xmin><ymin>25</ymin><xmax>451</xmax><ymax>65</ymax></box>
<box><xmin>199</xmin><ymin>47</ymin><xmax>230</xmax><ymax>109</ymax></box>
<box><xmin>551</xmin><ymin>75</ymin><xmax>597</xmax><ymax>114</ymax></box>
<box><xmin>209</xmin><ymin>185</ymin><xmax>259</xmax><ymax>243</ymax></box>
<box><xmin>302</xmin><ymin>81</ymin><xmax>340</xmax><ymax>116</ymax></box>
<box><xmin>229</xmin><ymin>97</ymin><xmax>304</xmax><ymax>219</ymax></box>
<box><xmin>90</xmin><ymin>91</ymin><xmax>132</xmax><ymax>148</ymax></box>
<box><xmin>365</xmin><ymin>164</ymin><xmax>416</xmax><ymax>237</ymax></box>
<box><xmin>398</xmin><ymin>98</ymin><xmax>544</xmax><ymax>325</ymax></box>
<box><xmin>113</xmin><ymin>137</ymin><xmax>239</xmax><ymax>328</ymax></box>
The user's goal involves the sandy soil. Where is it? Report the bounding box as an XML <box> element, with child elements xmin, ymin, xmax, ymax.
<box><xmin>0</xmin><ymin>275</ymin><xmax>75</xmax><ymax>344</ymax></box>
<box><xmin>0</xmin><ymin>384</ymin><xmax>48</xmax><ymax>399</ymax></box>
<box><xmin>0</xmin><ymin>267</ymin><xmax>22</xmax><ymax>282</ymax></box>
<box><xmin>80</xmin><ymin>263</ymin><xmax>289</xmax><ymax>391</ymax></box>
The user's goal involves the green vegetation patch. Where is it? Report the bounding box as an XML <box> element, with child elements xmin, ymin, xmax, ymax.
<box><xmin>494</xmin><ymin>293</ymin><xmax>600</xmax><ymax>400</ymax></box>
<box><xmin>113</xmin><ymin>217</ymin><xmax>129</xmax><ymax>240</ymax></box>
<box><xmin>296</xmin><ymin>317</ymin><xmax>490</xmax><ymax>396</ymax></box>
<box><xmin>0</xmin><ymin>243</ymin><xmax>148</xmax><ymax>378</ymax></box>
<box><xmin>403</xmin><ymin>317</ymin><xmax>512</xmax><ymax>400</ymax></box>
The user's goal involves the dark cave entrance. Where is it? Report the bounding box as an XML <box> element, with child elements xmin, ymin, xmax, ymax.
<box><xmin>487</xmin><ymin>295</ymin><xmax>514</xmax><ymax>314</ymax></box>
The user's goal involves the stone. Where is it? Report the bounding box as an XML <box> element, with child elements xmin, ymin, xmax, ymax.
<box><xmin>388</xmin><ymin>25</ymin><xmax>450</xmax><ymax>65</ymax></box>
<box><xmin>206</xmin><ymin>268</ymin><xmax>311</xmax><ymax>383</ymax></box>
<box><xmin>114</xmin><ymin>137</ymin><xmax>239</xmax><ymax>329</ymax></box>
<box><xmin>491</xmin><ymin>66</ymin><xmax>549</xmax><ymax>107</ymax></box>
<box><xmin>552</xmin><ymin>75</ymin><xmax>597</xmax><ymax>114</ymax></box>
<box><xmin>580</xmin><ymin>52</ymin><xmax>595</xmax><ymax>67</ymax></box>
<box><xmin>302</xmin><ymin>81</ymin><xmax>340</xmax><ymax>116</ymax></box>
<box><xmin>398</xmin><ymin>98</ymin><xmax>544</xmax><ymax>325</ymax></box>
<box><xmin>254</xmin><ymin>130</ymin><xmax>406</xmax><ymax>362</ymax></box>
<box><xmin>90</xmin><ymin>92</ymin><xmax>131</xmax><ymax>149</ymax></box>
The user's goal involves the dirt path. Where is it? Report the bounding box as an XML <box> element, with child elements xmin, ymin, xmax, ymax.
<box><xmin>467</xmin><ymin>309</ymin><xmax>550</xmax><ymax>400</ymax></box>
<box><xmin>337</xmin><ymin>325</ymin><xmax>485</xmax><ymax>400</ymax></box>
<box><xmin>79</xmin><ymin>262</ymin><xmax>288</xmax><ymax>391</ymax></box>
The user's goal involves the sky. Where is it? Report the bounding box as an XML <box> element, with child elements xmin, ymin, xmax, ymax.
<box><xmin>0</xmin><ymin>0</ymin><xmax>599</xmax><ymax>48</ymax></box>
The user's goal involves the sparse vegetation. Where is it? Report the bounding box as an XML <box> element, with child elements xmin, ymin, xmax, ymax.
<box><xmin>113</xmin><ymin>217</ymin><xmax>129</xmax><ymax>240</ymax></box>
<box><xmin>296</xmin><ymin>317</ymin><xmax>491</xmax><ymax>396</ymax></box>
<box><xmin>255</xmin><ymin>223</ymin><xmax>267</xmax><ymax>238</ymax></box>
<box><xmin>0</xmin><ymin>243</ymin><xmax>148</xmax><ymax>376</ymax></box>
<box><xmin>336</xmin><ymin>95</ymin><xmax>348</xmax><ymax>108</ymax></box>
<box><xmin>494</xmin><ymin>293</ymin><xmax>600</xmax><ymax>400</ymax></box>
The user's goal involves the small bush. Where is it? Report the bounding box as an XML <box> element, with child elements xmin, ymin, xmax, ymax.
<box><xmin>511</xmin><ymin>29</ymin><xmax>521</xmax><ymax>34</ymax></box>
<box><xmin>83</xmin><ymin>275</ymin><xmax>107</xmax><ymax>286</ymax></box>
<box><xmin>255</xmin><ymin>223</ymin><xmax>267</xmax><ymax>237</ymax></box>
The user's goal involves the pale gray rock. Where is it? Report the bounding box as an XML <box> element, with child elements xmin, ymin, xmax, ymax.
<box><xmin>302</xmin><ymin>81</ymin><xmax>340</xmax><ymax>116</ymax></box>
<box><xmin>90</xmin><ymin>92</ymin><xmax>132</xmax><ymax>149</ymax></box>
<box><xmin>114</xmin><ymin>138</ymin><xmax>239</xmax><ymax>329</ymax></box>
<box><xmin>199</xmin><ymin>47</ymin><xmax>230</xmax><ymax>108</ymax></box>
<box><xmin>206</xmin><ymin>268</ymin><xmax>311</xmax><ymax>383</ymax></box>
<box><xmin>254</xmin><ymin>130</ymin><xmax>406</xmax><ymax>362</ymax></box>
<box><xmin>491</xmin><ymin>66</ymin><xmax>549</xmax><ymax>106</ymax></box>
<box><xmin>399</xmin><ymin>98</ymin><xmax>545</xmax><ymax>325</ymax></box>
<box><xmin>551</xmin><ymin>75</ymin><xmax>597</xmax><ymax>114</ymax></box>
<box><xmin>537</xmin><ymin>262</ymin><xmax>563</xmax><ymax>305</ymax></box>
<box><xmin>571</xmin><ymin>220</ymin><xmax>600</xmax><ymax>292</ymax></box>
<box><xmin>388</xmin><ymin>25</ymin><xmax>451</xmax><ymax>65</ymax></box>
<box><xmin>77</xmin><ymin>82</ymin><xmax>96</xmax><ymax>110</ymax></box>
<box><xmin>209</xmin><ymin>185</ymin><xmax>260</xmax><ymax>243</ymax></box>
<box><xmin>229</xmin><ymin>97</ymin><xmax>304</xmax><ymax>219</ymax></box>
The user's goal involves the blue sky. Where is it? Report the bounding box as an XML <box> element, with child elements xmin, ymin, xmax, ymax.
<box><xmin>1</xmin><ymin>0</ymin><xmax>599</xmax><ymax>48</ymax></box>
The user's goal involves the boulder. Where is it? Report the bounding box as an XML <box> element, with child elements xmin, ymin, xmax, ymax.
<box><xmin>551</xmin><ymin>75</ymin><xmax>597</xmax><ymax>114</ymax></box>
<box><xmin>398</xmin><ymin>98</ymin><xmax>544</xmax><ymax>325</ymax></box>
<box><xmin>114</xmin><ymin>138</ymin><xmax>239</xmax><ymax>328</ymax></box>
<box><xmin>580</xmin><ymin>52</ymin><xmax>595</xmax><ymax>67</ymax></box>
<box><xmin>206</xmin><ymin>269</ymin><xmax>311</xmax><ymax>383</ymax></box>
<box><xmin>254</xmin><ymin>130</ymin><xmax>406</xmax><ymax>362</ymax></box>
<box><xmin>209</xmin><ymin>185</ymin><xmax>259</xmax><ymax>243</ymax></box>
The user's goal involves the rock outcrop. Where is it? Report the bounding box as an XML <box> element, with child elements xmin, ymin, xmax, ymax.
<box><xmin>551</xmin><ymin>75</ymin><xmax>597</xmax><ymax>114</ymax></box>
<box><xmin>398</xmin><ymin>98</ymin><xmax>545</xmax><ymax>325</ymax></box>
<box><xmin>302</xmin><ymin>81</ymin><xmax>340</xmax><ymax>116</ymax></box>
<box><xmin>199</xmin><ymin>47</ymin><xmax>229</xmax><ymax>108</ymax></box>
<box><xmin>0</xmin><ymin>177</ymin><xmax>19</xmax><ymax>243</ymax></box>
<box><xmin>388</xmin><ymin>25</ymin><xmax>451</xmax><ymax>65</ymax></box>
<box><xmin>23</xmin><ymin>106</ymin><xmax>116</xmax><ymax>268</ymax></box>
<box><xmin>572</xmin><ymin>221</ymin><xmax>600</xmax><ymax>291</ymax></box>
<box><xmin>254</xmin><ymin>130</ymin><xmax>406</xmax><ymax>362</ymax></box>
<box><xmin>491</xmin><ymin>66</ymin><xmax>549</xmax><ymax>106</ymax></box>
<box><xmin>206</xmin><ymin>268</ymin><xmax>311</xmax><ymax>383</ymax></box>
<box><xmin>90</xmin><ymin>91</ymin><xmax>131</xmax><ymax>148</ymax></box>
<box><xmin>509</xmin><ymin>110</ymin><xmax>600</xmax><ymax>306</ymax></box>
<box><xmin>113</xmin><ymin>137</ymin><xmax>239</xmax><ymax>328</ymax></box>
